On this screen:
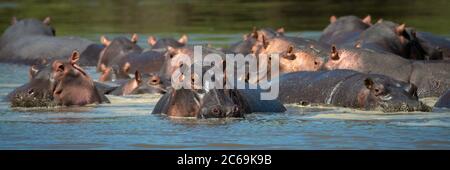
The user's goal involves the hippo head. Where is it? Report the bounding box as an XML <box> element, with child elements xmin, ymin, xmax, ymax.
<box><xmin>2</xmin><ymin>17</ymin><xmax>55</xmax><ymax>41</ymax></box>
<box><xmin>255</xmin><ymin>36</ymin><xmax>325</xmax><ymax>73</ymax></box>
<box><xmin>8</xmin><ymin>63</ymin><xmax>55</xmax><ymax>107</ymax></box>
<box><xmin>359</xmin><ymin>76</ymin><xmax>431</xmax><ymax>112</ymax></box>
<box><xmin>96</xmin><ymin>34</ymin><xmax>142</xmax><ymax>72</ymax></box>
<box><xmin>249</xmin><ymin>27</ymin><xmax>285</xmax><ymax>42</ymax></box>
<box><xmin>153</xmin><ymin>65</ymin><xmax>244</xmax><ymax>118</ymax></box>
<box><xmin>358</xmin><ymin>21</ymin><xmax>426</xmax><ymax>59</ymax></box>
<box><xmin>147</xmin><ymin>34</ymin><xmax>188</xmax><ymax>50</ymax></box>
<box><xmin>51</xmin><ymin>51</ymin><xmax>103</xmax><ymax>106</ymax></box>
<box><xmin>116</xmin><ymin>71</ymin><xmax>167</xmax><ymax>95</ymax></box>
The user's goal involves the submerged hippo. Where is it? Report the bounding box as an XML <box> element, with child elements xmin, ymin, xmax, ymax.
<box><xmin>351</xmin><ymin>20</ymin><xmax>426</xmax><ymax>60</ymax></box>
<box><xmin>324</xmin><ymin>46</ymin><xmax>450</xmax><ymax>97</ymax></box>
<box><xmin>252</xmin><ymin>36</ymin><xmax>328</xmax><ymax>75</ymax></box>
<box><xmin>435</xmin><ymin>90</ymin><xmax>450</xmax><ymax>108</ymax></box>
<box><xmin>225</xmin><ymin>27</ymin><xmax>284</xmax><ymax>55</ymax></box>
<box><xmin>0</xmin><ymin>17</ymin><xmax>96</xmax><ymax>65</ymax></box>
<box><xmin>319</xmin><ymin>15</ymin><xmax>372</xmax><ymax>45</ymax></box>
<box><xmin>152</xmin><ymin>64</ymin><xmax>286</xmax><ymax>118</ymax></box>
<box><xmin>7</xmin><ymin>50</ymin><xmax>109</xmax><ymax>107</ymax></box>
<box><xmin>278</xmin><ymin>70</ymin><xmax>431</xmax><ymax>112</ymax></box>
<box><xmin>147</xmin><ymin>35</ymin><xmax>188</xmax><ymax>50</ymax></box>
<box><xmin>412</xmin><ymin>31</ymin><xmax>450</xmax><ymax>60</ymax></box>
<box><xmin>96</xmin><ymin>34</ymin><xmax>142</xmax><ymax>72</ymax></box>
<box><xmin>106</xmin><ymin>71</ymin><xmax>167</xmax><ymax>95</ymax></box>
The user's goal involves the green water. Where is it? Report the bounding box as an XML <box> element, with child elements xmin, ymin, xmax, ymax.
<box><xmin>0</xmin><ymin>0</ymin><xmax>450</xmax><ymax>149</ymax></box>
<box><xmin>0</xmin><ymin>0</ymin><xmax>449</xmax><ymax>36</ymax></box>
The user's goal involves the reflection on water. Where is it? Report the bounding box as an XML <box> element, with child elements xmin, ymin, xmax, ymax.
<box><xmin>0</xmin><ymin>0</ymin><xmax>449</xmax><ymax>36</ymax></box>
<box><xmin>0</xmin><ymin>0</ymin><xmax>450</xmax><ymax>149</ymax></box>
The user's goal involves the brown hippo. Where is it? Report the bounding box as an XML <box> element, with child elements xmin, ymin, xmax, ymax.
<box><xmin>7</xmin><ymin>50</ymin><xmax>109</xmax><ymax>107</ymax></box>
<box><xmin>106</xmin><ymin>71</ymin><xmax>167</xmax><ymax>95</ymax></box>
<box><xmin>0</xmin><ymin>17</ymin><xmax>96</xmax><ymax>65</ymax></box>
<box><xmin>147</xmin><ymin>35</ymin><xmax>188</xmax><ymax>50</ymax></box>
<box><xmin>435</xmin><ymin>90</ymin><xmax>450</xmax><ymax>108</ymax></box>
<box><xmin>253</xmin><ymin>36</ymin><xmax>328</xmax><ymax>74</ymax></box>
<box><xmin>411</xmin><ymin>30</ymin><xmax>450</xmax><ymax>60</ymax></box>
<box><xmin>96</xmin><ymin>34</ymin><xmax>142</xmax><ymax>72</ymax></box>
<box><xmin>98</xmin><ymin>49</ymin><xmax>167</xmax><ymax>82</ymax></box>
<box><xmin>278</xmin><ymin>70</ymin><xmax>431</xmax><ymax>112</ymax></box>
<box><xmin>323</xmin><ymin>46</ymin><xmax>450</xmax><ymax>97</ymax></box>
<box><xmin>350</xmin><ymin>20</ymin><xmax>426</xmax><ymax>60</ymax></box>
<box><xmin>319</xmin><ymin>15</ymin><xmax>372</xmax><ymax>45</ymax></box>
<box><xmin>225</xmin><ymin>27</ymin><xmax>284</xmax><ymax>55</ymax></box>
<box><xmin>152</xmin><ymin>64</ymin><xmax>286</xmax><ymax>118</ymax></box>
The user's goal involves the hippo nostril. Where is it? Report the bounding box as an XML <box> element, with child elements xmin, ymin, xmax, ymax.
<box><xmin>27</xmin><ymin>89</ymin><xmax>34</xmax><ymax>95</ymax></box>
<box><xmin>232</xmin><ymin>105</ymin><xmax>239</xmax><ymax>113</ymax></box>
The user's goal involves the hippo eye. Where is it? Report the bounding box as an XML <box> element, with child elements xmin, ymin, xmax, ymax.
<box><xmin>27</xmin><ymin>89</ymin><xmax>34</xmax><ymax>95</ymax></box>
<box><xmin>314</xmin><ymin>61</ymin><xmax>319</xmax><ymax>65</ymax></box>
<box><xmin>212</xmin><ymin>108</ymin><xmax>220</xmax><ymax>114</ymax></box>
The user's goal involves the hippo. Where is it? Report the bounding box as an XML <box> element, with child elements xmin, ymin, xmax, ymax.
<box><xmin>106</xmin><ymin>71</ymin><xmax>167</xmax><ymax>95</ymax></box>
<box><xmin>98</xmin><ymin>49</ymin><xmax>166</xmax><ymax>82</ymax></box>
<box><xmin>147</xmin><ymin>35</ymin><xmax>188</xmax><ymax>50</ymax></box>
<box><xmin>278</xmin><ymin>70</ymin><xmax>431</xmax><ymax>112</ymax></box>
<box><xmin>323</xmin><ymin>46</ymin><xmax>450</xmax><ymax>97</ymax></box>
<box><xmin>96</xmin><ymin>34</ymin><xmax>142</xmax><ymax>72</ymax></box>
<box><xmin>350</xmin><ymin>20</ymin><xmax>426</xmax><ymax>60</ymax></box>
<box><xmin>152</xmin><ymin>64</ymin><xmax>286</xmax><ymax>118</ymax></box>
<box><xmin>225</xmin><ymin>27</ymin><xmax>284</xmax><ymax>55</ymax></box>
<box><xmin>319</xmin><ymin>15</ymin><xmax>372</xmax><ymax>45</ymax></box>
<box><xmin>0</xmin><ymin>17</ymin><xmax>95</xmax><ymax>65</ymax></box>
<box><xmin>79</xmin><ymin>43</ymin><xmax>105</xmax><ymax>66</ymax></box>
<box><xmin>252</xmin><ymin>36</ymin><xmax>328</xmax><ymax>74</ymax></box>
<box><xmin>434</xmin><ymin>90</ymin><xmax>450</xmax><ymax>108</ymax></box>
<box><xmin>7</xmin><ymin>50</ymin><xmax>109</xmax><ymax>107</ymax></box>
<box><xmin>158</xmin><ymin>45</ymin><xmax>227</xmax><ymax>86</ymax></box>
<box><xmin>412</xmin><ymin>31</ymin><xmax>450</xmax><ymax>60</ymax></box>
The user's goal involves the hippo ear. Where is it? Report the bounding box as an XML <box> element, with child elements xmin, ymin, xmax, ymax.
<box><xmin>11</xmin><ymin>16</ymin><xmax>17</xmax><ymax>25</ymax></box>
<box><xmin>364</xmin><ymin>78</ymin><xmax>374</xmax><ymax>90</ymax></box>
<box><xmin>362</xmin><ymin>15</ymin><xmax>372</xmax><ymax>25</ymax></box>
<box><xmin>355</xmin><ymin>41</ymin><xmax>362</xmax><ymax>48</ymax></box>
<box><xmin>178</xmin><ymin>34</ymin><xmax>188</xmax><ymax>45</ymax></box>
<box><xmin>276</xmin><ymin>27</ymin><xmax>285</xmax><ymax>34</ymax></box>
<box><xmin>262</xmin><ymin>35</ymin><xmax>269</xmax><ymax>49</ymax></box>
<box><xmin>396</xmin><ymin>23</ymin><xmax>406</xmax><ymax>35</ymax></box>
<box><xmin>330</xmin><ymin>45</ymin><xmax>340</xmax><ymax>60</ymax></box>
<box><xmin>148</xmin><ymin>36</ymin><xmax>157</xmax><ymax>46</ymax></box>
<box><xmin>70</xmin><ymin>50</ymin><xmax>80</xmax><ymax>64</ymax></box>
<box><xmin>123</xmin><ymin>62</ymin><xmax>131</xmax><ymax>74</ymax></box>
<box><xmin>52</xmin><ymin>61</ymin><xmax>65</xmax><ymax>73</ymax></box>
<box><xmin>251</xmin><ymin>26</ymin><xmax>258</xmax><ymax>39</ymax></box>
<box><xmin>377</xmin><ymin>18</ymin><xmax>383</xmax><ymax>24</ymax></box>
<box><xmin>43</xmin><ymin>16</ymin><xmax>51</xmax><ymax>25</ymax></box>
<box><xmin>29</xmin><ymin>65</ymin><xmax>39</xmax><ymax>80</ymax></box>
<box><xmin>131</xmin><ymin>33</ymin><xmax>139</xmax><ymax>44</ymax></box>
<box><xmin>134</xmin><ymin>71</ymin><xmax>142</xmax><ymax>83</ymax></box>
<box><xmin>330</xmin><ymin>15</ymin><xmax>337</xmax><ymax>23</ymax></box>
<box><xmin>100</xmin><ymin>36</ymin><xmax>111</xmax><ymax>46</ymax></box>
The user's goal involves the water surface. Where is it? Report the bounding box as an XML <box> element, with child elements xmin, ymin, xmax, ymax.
<box><xmin>0</xmin><ymin>0</ymin><xmax>449</xmax><ymax>149</ymax></box>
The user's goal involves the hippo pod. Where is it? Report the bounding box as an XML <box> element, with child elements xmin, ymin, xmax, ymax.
<box><xmin>435</xmin><ymin>90</ymin><xmax>450</xmax><ymax>108</ymax></box>
<box><xmin>0</xmin><ymin>17</ymin><xmax>99</xmax><ymax>66</ymax></box>
<box><xmin>278</xmin><ymin>70</ymin><xmax>431</xmax><ymax>112</ymax></box>
<box><xmin>6</xmin><ymin>50</ymin><xmax>109</xmax><ymax>107</ymax></box>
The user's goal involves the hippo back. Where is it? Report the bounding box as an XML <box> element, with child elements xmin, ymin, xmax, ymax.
<box><xmin>435</xmin><ymin>90</ymin><xmax>450</xmax><ymax>108</ymax></box>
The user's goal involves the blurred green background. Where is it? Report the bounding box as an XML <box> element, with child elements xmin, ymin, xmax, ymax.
<box><xmin>0</xmin><ymin>0</ymin><xmax>449</xmax><ymax>36</ymax></box>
